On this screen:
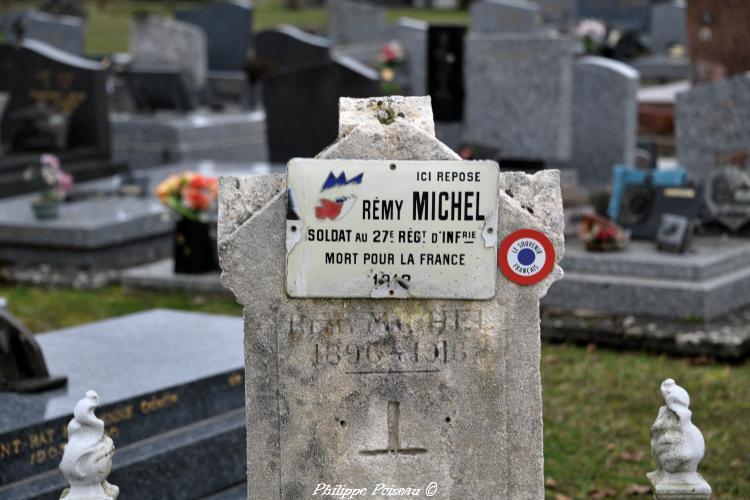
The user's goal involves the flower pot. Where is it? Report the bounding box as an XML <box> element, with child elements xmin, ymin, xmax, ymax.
<box><xmin>31</xmin><ymin>200</ymin><xmax>60</xmax><ymax>220</ymax></box>
<box><xmin>173</xmin><ymin>218</ymin><xmax>219</xmax><ymax>274</ymax></box>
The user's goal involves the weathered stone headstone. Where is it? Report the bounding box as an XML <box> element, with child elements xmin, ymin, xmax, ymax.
<box><xmin>649</xmin><ymin>1</ymin><xmax>687</xmax><ymax>55</ymax></box>
<box><xmin>571</xmin><ymin>56</ymin><xmax>639</xmax><ymax>188</ymax></box>
<box><xmin>218</xmin><ymin>95</ymin><xmax>564</xmax><ymax>498</ymax></box>
<box><xmin>675</xmin><ymin>72</ymin><xmax>750</xmax><ymax>180</ymax></box>
<box><xmin>326</xmin><ymin>0</ymin><xmax>387</xmax><ymax>44</ymax></box>
<box><xmin>129</xmin><ymin>14</ymin><xmax>208</xmax><ymax>92</ymax></box>
<box><xmin>2</xmin><ymin>11</ymin><xmax>85</xmax><ymax>56</ymax></box>
<box><xmin>463</xmin><ymin>34</ymin><xmax>575</xmax><ymax>163</ymax></box>
<box><xmin>428</xmin><ymin>25</ymin><xmax>466</xmax><ymax>122</ymax></box>
<box><xmin>260</xmin><ymin>53</ymin><xmax>380</xmax><ymax>162</ymax></box>
<box><xmin>470</xmin><ymin>0</ymin><xmax>543</xmax><ymax>33</ymax></box>
<box><xmin>686</xmin><ymin>0</ymin><xmax>750</xmax><ymax>83</ymax></box>
<box><xmin>174</xmin><ymin>0</ymin><xmax>253</xmax><ymax>72</ymax></box>
<box><xmin>393</xmin><ymin>18</ymin><xmax>428</xmax><ymax>97</ymax></box>
<box><xmin>577</xmin><ymin>0</ymin><xmax>651</xmax><ymax>32</ymax></box>
<box><xmin>536</xmin><ymin>0</ymin><xmax>578</xmax><ymax>32</ymax></box>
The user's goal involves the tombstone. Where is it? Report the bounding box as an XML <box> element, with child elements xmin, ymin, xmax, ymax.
<box><xmin>536</xmin><ymin>0</ymin><xmax>578</xmax><ymax>32</ymax></box>
<box><xmin>428</xmin><ymin>25</ymin><xmax>466</xmax><ymax>122</ymax></box>
<box><xmin>463</xmin><ymin>34</ymin><xmax>575</xmax><ymax>163</ymax></box>
<box><xmin>218</xmin><ymin>95</ymin><xmax>564</xmax><ymax>498</ymax></box>
<box><xmin>577</xmin><ymin>0</ymin><xmax>651</xmax><ymax>33</ymax></box>
<box><xmin>326</xmin><ymin>0</ymin><xmax>387</xmax><ymax>44</ymax></box>
<box><xmin>259</xmin><ymin>46</ymin><xmax>380</xmax><ymax>162</ymax></box>
<box><xmin>255</xmin><ymin>25</ymin><xmax>332</xmax><ymax>71</ymax></box>
<box><xmin>175</xmin><ymin>0</ymin><xmax>253</xmax><ymax>73</ymax></box>
<box><xmin>2</xmin><ymin>11</ymin><xmax>85</xmax><ymax>56</ymax></box>
<box><xmin>675</xmin><ymin>73</ymin><xmax>750</xmax><ymax>181</ymax></box>
<box><xmin>129</xmin><ymin>14</ymin><xmax>208</xmax><ymax>93</ymax></box>
<box><xmin>470</xmin><ymin>0</ymin><xmax>543</xmax><ymax>33</ymax></box>
<box><xmin>649</xmin><ymin>1</ymin><xmax>687</xmax><ymax>55</ymax></box>
<box><xmin>0</xmin><ymin>307</ymin><xmax>67</xmax><ymax>392</ymax></box>
<box><xmin>393</xmin><ymin>18</ymin><xmax>428</xmax><ymax>97</ymax></box>
<box><xmin>122</xmin><ymin>66</ymin><xmax>196</xmax><ymax>113</ymax></box>
<box><xmin>570</xmin><ymin>56</ymin><xmax>639</xmax><ymax>189</ymax></box>
<box><xmin>686</xmin><ymin>0</ymin><xmax>750</xmax><ymax>83</ymax></box>
<box><xmin>0</xmin><ymin>40</ymin><xmax>115</xmax><ymax>197</ymax></box>
<box><xmin>0</xmin><ymin>92</ymin><xmax>8</xmax><ymax>157</ymax></box>
<box><xmin>0</xmin><ymin>310</ymin><xmax>246</xmax><ymax>498</ymax></box>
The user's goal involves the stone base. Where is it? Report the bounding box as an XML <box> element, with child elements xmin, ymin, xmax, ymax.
<box><xmin>0</xmin><ymin>309</ymin><xmax>245</xmax><ymax>499</ymax></box>
<box><xmin>122</xmin><ymin>259</ymin><xmax>228</xmax><ymax>295</ymax></box>
<box><xmin>111</xmin><ymin>110</ymin><xmax>268</xmax><ymax>168</ymax></box>
<box><xmin>631</xmin><ymin>55</ymin><xmax>691</xmax><ymax>82</ymax></box>
<box><xmin>647</xmin><ymin>470</ymin><xmax>711</xmax><ymax>499</ymax></box>
<box><xmin>544</xmin><ymin>236</ymin><xmax>750</xmax><ymax>321</ymax></box>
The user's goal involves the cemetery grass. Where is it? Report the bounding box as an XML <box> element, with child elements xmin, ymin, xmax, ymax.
<box><xmin>0</xmin><ymin>286</ymin><xmax>746</xmax><ymax>497</ymax></box>
<box><xmin>2</xmin><ymin>0</ymin><xmax>468</xmax><ymax>54</ymax></box>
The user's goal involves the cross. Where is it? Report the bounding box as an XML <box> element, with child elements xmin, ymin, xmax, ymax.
<box><xmin>359</xmin><ymin>401</ymin><xmax>427</xmax><ymax>456</ymax></box>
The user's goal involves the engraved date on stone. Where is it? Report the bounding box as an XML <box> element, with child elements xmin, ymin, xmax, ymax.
<box><xmin>312</xmin><ymin>339</ymin><xmax>467</xmax><ymax>368</ymax></box>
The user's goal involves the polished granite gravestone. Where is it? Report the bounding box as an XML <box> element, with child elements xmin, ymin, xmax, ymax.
<box><xmin>130</xmin><ymin>14</ymin><xmax>208</xmax><ymax>94</ymax></box>
<box><xmin>536</xmin><ymin>0</ymin><xmax>577</xmax><ymax>32</ymax></box>
<box><xmin>469</xmin><ymin>0</ymin><xmax>543</xmax><ymax>33</ymax></box>
<box><xmin>0</xmin><ymin>309</ymin><xmax>245</xmax><ymax>500</ymax></box>
<box><xmin>110</xmin><ymin>110</ymin><xmax>268</xmax><ymax>168</ymax></box>
<box><xmin>0</xmin><ymin>161</ymin><xmax>280</xmax><ymax>269</ymax></box>
<box><xmin>570</xmin><ymin>57</ymin><xmax>638</xmax><ymax>189</ymax></box>
<box><xmin>543</xmin><ymin>236</ymin><xmax>750</xmax><ymax>321</ymax></box>
<box><xmin>577</xmin><ymin>0</ymin><xmax>651</xmax><ymax>33</ymax></box>
<box><xmin>393</xmin><ymin>18</ymin><xmax>428</xmax><ymax>96</ymax></box>
<box><xmin>121</xmin><ymin>258</ymin><xmax>229</xmax><ymax>295</ymax></box>
<box><xmin>2</xmin><ymin>11</ymin><xmax>84</xmax><ymax>56</ymax></box>
<box><xmin>675</xmin><ymin>73</ymin><xmax>750</xmax><ymax>181</ymax></box>
<box><xmin>463</xmin><ymin>33</ymin><xmax>575</xmax><ymax>163</ymax></box>
<box><xmin>255</xmin><ymin>24</ymin><xmax>332</xmax><ymax>70</ymax></box>
<box><xmin>0</xmin><ymin>40</ymin><xmax>119</xmax><ymax>198</ymax></box>
<box><xmin>326</xmin><ymin>0</ymin><xmax>387</xmax><ymax>44</ymax></box>
<box><xmin>219</xmin><ymin>96</ymin><xmax>565</xmax><ymax>498</ymax></box>
<box><xmin>649</xmin><ymin>1</ymin><xmax>687</xmax><ymax>55</ymax></box>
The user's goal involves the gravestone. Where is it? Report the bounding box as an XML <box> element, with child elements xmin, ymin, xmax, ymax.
<box><xmin>577</xmin><ymin>0</ymin><xmax>651</xmax><ymax>32</ymax></box>
<box><xmin>0</xmin><ymin>309</ymin><xmax>246</xmax><ymax>499</ymax></box>
<box><xmin>686</xmin><ymin>0</ymin><xmax>750</xmax><ymax>83</ymax></box>
<box><xmin>255</xmin><ymin>25</ymin><xmax>332</xmax><ymax>70</ymax></box>
<box><xmin>675</xmin><ymin>72</ymin><xmax>750</xmax><ymax>180</ymax></box>
<box><xmin>326</xmin><ymin>0</ymin><xmax>387</xmax><ymax>44</ymax></box>
<box><xmin>218</xmin><ymin>95</ymin><xmax>564</xmax><ymax>498</ymax></box>
<box><xmin>463</xmin><ymin>34</ymin><xmax>575</xmax><ymax>163</ymax></box>
<box><xmin>470</xmin><ymin>0</ymin><xmax>543</xmax><ymax>33</ymax></box>
<box><xmin>260</xmin><ymin>52</ymin><xmax>379</xmax><ymax>162</ymax></box>
<box><xmin>393</xmin><ymin>18</ymin><xmax>428</xmax><ymax>97</ymax></box>
<box><xmin>123</xmin><ymin>66</ymin><xmax>196</xmax><ymax>113</ymax></box>
<box><xmin>0</xmin><ymin>40</ymin><xmax>115</xmax><ymax>197</ymax></box>
<box><xmin>649</xmin><ymin>1</ymin><xmax>687</xmax><ymax>55</ymax></box>
<box><xmin>536</xmin><ymin>0</ymin><xmax>578</xmax><ymax>32</ymax></box>
<box><xmin>2</xmin><ymin>11</ymin><xmax>84</xmax><ymax>56</ymax></box>
<box><xmin>428</xmin><ymin>25</ymin><xmax>466</xmax><ymax>123</ymax></box>
<box><xmin>175</xmin><ymin>0</ymin><xmax>253</xmax><ymax>72</ymax></box>
<box><xmin>570</xmin><ymin>56</ymin><xmax>639</xmax><ymax>189</ymax></box>
<box><xmin>129</xmin><ymin>14</ymin><xmax>208</xmax><ymax>93</ymax></box>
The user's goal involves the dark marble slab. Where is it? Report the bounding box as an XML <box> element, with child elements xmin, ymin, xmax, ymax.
<box><xmin>0</xmin><ymin>309</ymin><xmax>244</xmax><ymax>487</ymax></box>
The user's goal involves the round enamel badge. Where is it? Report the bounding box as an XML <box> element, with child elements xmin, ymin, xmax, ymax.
<box><xmin>499</xmin><ymin>229</ymin><xmax>555</xmax><ymax>285</ymax></box>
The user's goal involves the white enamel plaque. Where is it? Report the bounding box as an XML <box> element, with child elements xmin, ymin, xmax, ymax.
<box><xmin>285</xmin><ymin>159</ymin><xmax>500</xmax><ymax>299</ymax></box>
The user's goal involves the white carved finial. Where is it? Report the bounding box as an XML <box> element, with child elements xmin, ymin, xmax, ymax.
<box><xmin>59</xmin><ymin>391</ymin><xmax>119</xmax><ymax>500</ymax></box>
<box><xmin>647</xmin><ymin>379</ymin><xmax>711</xmax><ymax>499</ymax></box>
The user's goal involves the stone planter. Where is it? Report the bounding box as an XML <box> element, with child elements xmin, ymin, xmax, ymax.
<box><xmin>173</xmin><ymin>218</ymin><xmax>219</xmax><ymax>274</ymax></box>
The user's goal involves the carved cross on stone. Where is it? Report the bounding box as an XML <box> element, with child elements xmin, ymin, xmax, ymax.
<box><xmin>359</xmin><ymin>401</ymin><xmax>427</xmax><ymax>457</ymax></box>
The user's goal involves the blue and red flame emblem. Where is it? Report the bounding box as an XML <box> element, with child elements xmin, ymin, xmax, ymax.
<box><xmin>315</xmin><ymin>171</ymin><xmax>363</xmax><ymax>220</ymax></box>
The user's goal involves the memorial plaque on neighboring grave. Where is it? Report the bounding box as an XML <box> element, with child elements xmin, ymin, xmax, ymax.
<box><xmin>286</xmin><ymin>159</ymin><xmax>498</xmax><ymax>299</ymax></box>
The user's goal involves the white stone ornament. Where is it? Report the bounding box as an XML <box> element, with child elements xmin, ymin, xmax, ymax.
<box><xmin>647</xmin><ymin>379</ymin><xmax>711</xmax><ymax>499</ymax></box>
<box><xmin>59</xmin><ymin>391</ymin><xmax>119</xmax><ymax>500</ymax></box>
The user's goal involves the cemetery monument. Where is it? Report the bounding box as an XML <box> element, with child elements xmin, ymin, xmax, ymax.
<box><xmin>219</xmin><ymin>96</ymin><xmax>565</xmax><ymax>497</ymax></box>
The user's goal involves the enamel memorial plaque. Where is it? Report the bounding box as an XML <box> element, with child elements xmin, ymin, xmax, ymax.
<box><xmin>285</xmin><ymin>159</ymin><xmax>500</xmax><ymax>299</ymax></box>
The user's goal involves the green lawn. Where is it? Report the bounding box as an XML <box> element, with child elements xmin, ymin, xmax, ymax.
<box><xmin>1</xmin><ymin>284</ymin><xmax>747</xmax><ymax>498</ymax></box>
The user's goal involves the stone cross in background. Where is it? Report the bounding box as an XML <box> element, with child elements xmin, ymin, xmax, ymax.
<box><xmin>218</xmin><ymin>96</ymin><xmax>564</xmax><ymax>498</ymax></box>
